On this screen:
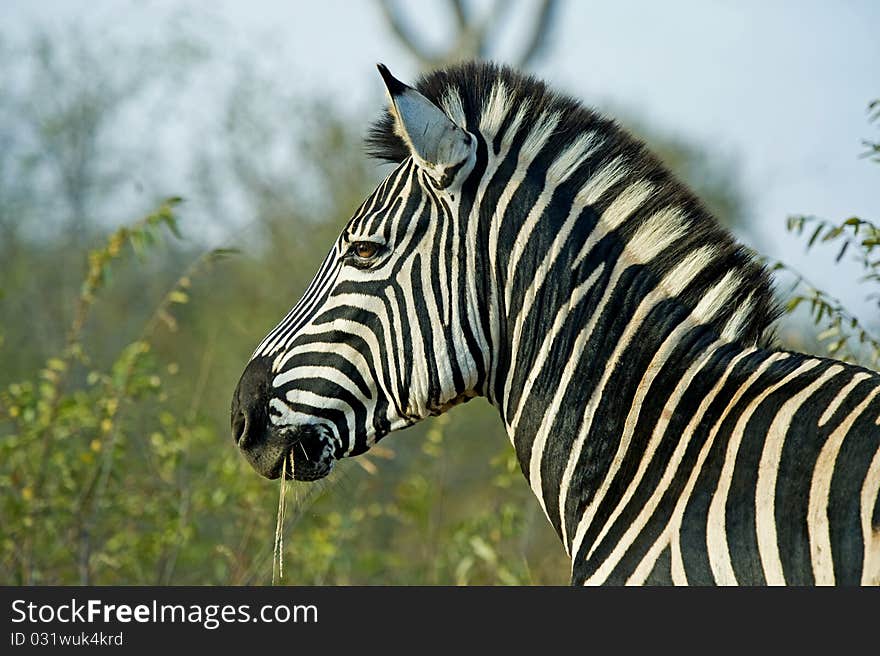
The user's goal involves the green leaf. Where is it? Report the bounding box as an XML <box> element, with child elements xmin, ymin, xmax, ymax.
<box><xmin>168</xmin><ymin>291</ymin><xmax>189</xmax><ymax>304</ymax></box>
<box><xmin>46</xmin><ymin>358</ymin><xmax>67</xmax><ymax>373</ymax></box>
<box><xmin>469</xmin><ymin>536</ymin><xmax>496</xmax><ymax>564</ymax></box>
<box><xmin>821</xmin><ymin>226</ymin><xmax>842</xmax><ymax>242</ymax></box>
<box><xmin>807</xmin><ymin>224</ymin><xmax>824</xmax><ymax>249</ymax></box>
<box><xmin>164</xmin><ymin>217</ymin><xmax>182</xmax><ymax>240</ymax></box>
<box><xmin>208</xmin><ymin>248</ymin><xmax>240</xmax><ymax>260</ymax></box>
<box><xmin>827</xmin><ymin>339</ymin><xmax>844</xmax><ymax>355</ymax></box>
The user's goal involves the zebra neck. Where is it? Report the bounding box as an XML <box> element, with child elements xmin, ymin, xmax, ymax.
<box><xmin>490</xmin><ymin>241</ymin><xmax>750</xmax><ymax>549</ymax></box>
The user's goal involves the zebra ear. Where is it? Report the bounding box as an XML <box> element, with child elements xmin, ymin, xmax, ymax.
<box><xmin>377</xmin><ymin>64</ymin><xmax>475</xmax><ymax>187</ymax></box>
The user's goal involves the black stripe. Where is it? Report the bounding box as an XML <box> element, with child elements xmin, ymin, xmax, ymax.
<box><xmin>727</xmin><ymin>361</ymin><xmax>829</xmax><ymax>584</ymax></box>
<box><xmin>592</xmin><ymin>328</ymin><xmax>720</xmax><ymax>583</ymax></box>
<box><xmin>775</xmin><ymin>367</ymin><xmax>848</xmax><ymax>585</ymax></box>
<box><xmin>643</xmin><ymin>543</ymin><xmax>673</xmax><ymax>586</ymax></box>
<box><xmin>674</xmin><ymin>348</ymin><xmax>775</xmax><ymax>585</ymax></box>
<box><xmin>828</xmin><ymin>386</ymin><xmax>880</xmax><ymax>584</ymax></box>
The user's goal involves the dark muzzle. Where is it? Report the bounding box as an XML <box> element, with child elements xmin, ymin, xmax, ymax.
<box><xmin>232</xmin><ymin>355</ymin><xmax>335</xmax><ymax>481</ymax></box>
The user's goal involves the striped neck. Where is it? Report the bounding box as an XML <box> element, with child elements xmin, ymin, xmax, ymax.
<box><xmin>369</xmin><ymin>60</ymin><xmax>782</xmax><ymax>553</ymax></box>
<box><xmin>470</xmin><ymin>142</ymin><xmax>774</xmax><ymax>551</ymax></box>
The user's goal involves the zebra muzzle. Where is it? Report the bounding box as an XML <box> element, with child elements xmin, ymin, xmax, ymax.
<box><xmin>232</xmin><ymin>356</ymin><xmax>336</xmax><ymax>482</ymax></box>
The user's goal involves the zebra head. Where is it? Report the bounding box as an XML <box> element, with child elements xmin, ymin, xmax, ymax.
<box><xmin>232</xmin><ymin>65</ymin><xmax>485</xmax><ymax>481</ymax></box>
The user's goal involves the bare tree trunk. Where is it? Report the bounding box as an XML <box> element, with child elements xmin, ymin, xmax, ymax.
<box><xmin>375</xmin><ymin>0</ymin><xmax>561</xmax><ymax>72</ymax></box>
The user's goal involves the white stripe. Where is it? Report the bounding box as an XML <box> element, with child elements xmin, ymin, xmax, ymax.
<box><xmin>720</xmin><ymin>292</ymin><xmax>755</xmax><ymax>343</ymax></box>
<box><xmin>706</xmin><ymin>357</ymin><xmax>818</xmax><ymax>585</ymax></box>
<box><xmin>417</xmin><ymin>204</ymin><xmax>457</xmax><ymax>406</ymax></box>
<box><xmin>694</xmin><ymin>270</ymin><xmax>741</xmax><ymax>323</ymax></box>
<box><xmin>440</xmin><ymin>87</ymin><xmax>466</xmax><ymax>127</ymax></box>
<box><xmin>586</xmin><ymin>329</ymin><xmax>729</xmax><ymax>564</ymax></box>
<box><xmin>597</xmin><ymin>180</ymin><xmax>655</xmax><ymax>232</ymax></box>
<box><xmin>268</xmin><ymin>399</ymin><xmax>341</xmax><ymax>445</ymax></box>
<box><xmin>397</xmin><ymin>257</ymin><xmax>430</xmax><ymax>417</ymax></box>
<box><xmin>613</xmin><ymin>340</ymin><xmax>725</xmax><ymax>585</ymax></box>
<box><xmin>623</xmin><ymin>206</ymin><xmax>690</xmax><ymax>263</ymax></box>
<box><xmin>574</xmin><ymin>157</ymin><xmax>633</xmax><ymax>206</ymax></box>
<box><xmin>273</xmin><ymin>365</ymin><xmax>369</xmax><ymax>402</ymax></box>
<box><xmin>436</xmin><ymin>193</ymin><xmax>450</xmax><ymax>322</ymax></box>
<box><xmin>478</xmin><ymin>81</ymin><xmax>511</xmax><ymax>136</ymax></box>
<box><xmin>582</xmin><ymin>273</ymin><xmax>741</xmax><ymax>578</ymax></box>
<box><xmin>385</xmin><ymin>285</ymin><xmax>407</xmax><ymax>398</ymax></box>
<box><xmin>658</xmin><ymin>348</ymin><xmax>769</xmax><ymax>584</ymax></box>
<box><xmin>818</xmin><ymin>372</ymin><xmax>871</xmax><ymax>427</ymax></box>
<box><xmin>808</xmin><ymin>384</ymin><xmax>880</xmax><ymax>584</ymax></box>
<box><xmin>756</xmin><ymin>364</ymin><xmax>844</xmax><ymax>585</ymax></box>
<box><xmin>524</xmin><ymin>271</ymin><xmax>611</xmax><ymax>525</ymax></box>
<box><xmin>283</xmin><ymin>389</ymin><xmax>356</xmax><ymax>441</ymax></box>
<box><xmin>565</xmin><ymin>247</ymin><xmax>717</xmax><ymax>553</ymax></box>
<box><xmin>504</xmin><ymin>134</ymin><xmax>603</xmax><ymax>309</ymax></box>
<box><xmin>860</xmin><ymin>440</ymin><xmax>880</xmax><ymax>586</ymax></box>
<box><xmin>276</xmin><ymin>341</ymin><xmax>371</xmax><ymax>383</ymax></box>
<box><xmin>519</xmin><ymin>111</ymin><xmax>560</xmax><ymax>161</ymax></box>
<box><xmin>442</xmin><ymin>179</ymin><xmax>477</xmax><ymax>392</ymax></box>
<box><xmin>547</xmin><ymin>132</ymin><xmax>603</xmax><ymax>185</ymax></box>
<box><xmin>481</xmin><ymin>107</ymin><xmax>538</xmax><ymax>395</ymax></box>
<box><xmin>508</xmin><ymin>265</ymin><xmax>606</xmax><ymax>439</ymax></box>
<box><xmin>625</xmin><ymin>535</ymin><xmax>671</xmax><ymax>586</ymax></box>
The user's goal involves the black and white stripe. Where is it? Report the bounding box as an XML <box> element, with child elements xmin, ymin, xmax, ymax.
<box><xmin>234</xmin><ymin>62</ymin><xmax>880</xmax><ymax>585</ymax></box>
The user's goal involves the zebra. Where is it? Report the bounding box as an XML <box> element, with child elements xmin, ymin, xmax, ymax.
<box><xmin>231</xmin><ymin>61</ymin><xmax>880</xmax><ymax>585</ymax></box>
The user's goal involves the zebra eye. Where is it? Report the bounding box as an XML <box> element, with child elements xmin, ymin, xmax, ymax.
<box><xmin>352</xmin><ymin>241</ymin><xmax>381</xmax><ymax>259</ymax></box>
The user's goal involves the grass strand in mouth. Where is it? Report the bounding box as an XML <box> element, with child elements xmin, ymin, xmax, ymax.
<box><xmin>272</xmin><ymin>455</ymin><xmax>289</xmax><ymax>584</ymax></box>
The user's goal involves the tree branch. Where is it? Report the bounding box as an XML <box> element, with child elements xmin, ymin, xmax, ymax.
<box><xmin>375</xmin><ymin>0</ymin><xmax>438</xmax><ymax>68</ymax></box>
<box><xmin>374</xmin><ymin>0</ymin><xmax>562</xmax><ymax>71</ymax></box>
<box><xmin>449</xmin><ymin>0</ymin><xmax>469</xmax><ymax>30</ymax></box>
<box><xmin>515</xmin><ymin>0</ymin><xmax>560</xmax><ymax>68</ymax></box>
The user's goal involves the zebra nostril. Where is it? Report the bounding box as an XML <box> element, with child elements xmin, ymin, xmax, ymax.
<box><xmin>231</xmin><ymin>355</ymin><xmax>273</xmax><ymax>450</ymax></box>
<box><xmin>232</xmin><ymin>406</ymin><xmax>248</xmax><ymax>446</ymax></box>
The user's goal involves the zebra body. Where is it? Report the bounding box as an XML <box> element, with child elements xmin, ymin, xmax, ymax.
<box><xmin>232</xmin><ymin>62</ymin><xmax>880</xmax><ymax>585</ymax></box>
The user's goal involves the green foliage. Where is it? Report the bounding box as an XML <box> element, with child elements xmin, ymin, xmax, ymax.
<box><xmin>862</xmin><ymin>99</ymin><xmax>880</xmax><ymax>163</ymax></box>
<box><xmin>5</xmin><ymin>15</ymin><xmax>872</xmax><ymax>588</ymax></box>
<box><xmin>0</xmin><ymin>22</ymin><xmax>563</xmax><ymax>584</ymax></box>
<box><xmin>768</xmin><ymin>100</ymin><xmax>880</xmax><ymax>370</ymax></box>
<box><xmin>270</xmin><ymin>412</ymin><xmax>564</xmax><ymax>586</ymax></box>
<box><xmin>0</xmin><ymin>203</ymin><xmax>565</xmax><ymax>585</ymax></box>
<box><xmin>0</xmin><ymin>201</ymin><xmax>249</xmax><ymax>584</ymax></box>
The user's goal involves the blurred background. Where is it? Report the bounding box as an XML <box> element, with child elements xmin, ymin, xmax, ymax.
<box><xmin>1</xmin><ymin>0</ymin><xmax>877</xmax><ymax>585</ymax></box>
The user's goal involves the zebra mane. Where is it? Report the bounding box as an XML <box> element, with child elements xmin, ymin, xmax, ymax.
<box><xmin>366</xmin><ymin>61</ymin><xmax>781</xmax><ymax>347</ymax></box>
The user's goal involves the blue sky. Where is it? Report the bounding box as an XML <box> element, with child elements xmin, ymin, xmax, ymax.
<box><xmin>5</xmin><ymin>0</ymin><xmax>879</xmax><ymax>323</ymax></box>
